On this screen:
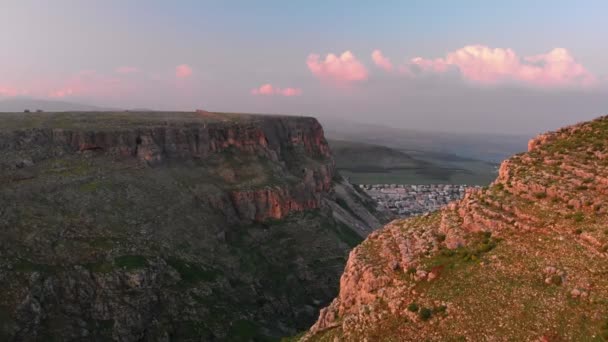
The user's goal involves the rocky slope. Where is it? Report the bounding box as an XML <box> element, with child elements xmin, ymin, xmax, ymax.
<box><xmin>303</xmin><ymin>115</ymin><xmax>608</xmax><ymax>341</ymax></box>
<box><xmin>0</xmin><ymin>111</ymin><xmax>388</xmax><ymax>341</ymax></box>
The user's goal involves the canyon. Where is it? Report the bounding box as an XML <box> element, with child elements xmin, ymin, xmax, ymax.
<box><xmin>0</xmin><ymin>111</ymin><xmax>388</xmax><ymax>341</ymax></box>
<box><xmin>302</xmin><ymin>115</ymin><xmax>608</xmax><ymax>341</ymax></box>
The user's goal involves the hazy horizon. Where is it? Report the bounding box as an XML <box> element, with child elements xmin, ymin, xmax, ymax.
<box><xmin>2</xmin><ymin>1</ymin><xmax>607</xmax><ymax>135</ymax></box>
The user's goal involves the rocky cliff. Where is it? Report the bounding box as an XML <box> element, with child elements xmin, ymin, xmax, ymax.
<box><xmin>303</xmin><ymin>115</ymin><xmax>608</xmax><ymax>341</ymax></box>
<box><xmin>0</xmin><ymin>111</ymin><xmax>388</xmax><ymax>341</ymax></box>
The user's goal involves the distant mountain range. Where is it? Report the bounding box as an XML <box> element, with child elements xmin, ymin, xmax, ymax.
<box><xmin>328</xmin><ymin>139</ymin><xmax>498</xmax><ymax>185</ymax></box>
<box><xmin>321</xmin><ymin>117</ymin><xmax>531</xmax><ymax>163</ymax></box>
<box><xmin>0</xmin><ymin>97</ymin><xmax>115</xmax><ymax>112</ymax></box>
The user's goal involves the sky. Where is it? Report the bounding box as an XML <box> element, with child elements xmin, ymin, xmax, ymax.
<box><xmin>1</xmin><ymin>0</ymin><xmax>607</xmax><ymax>134</ymax></box>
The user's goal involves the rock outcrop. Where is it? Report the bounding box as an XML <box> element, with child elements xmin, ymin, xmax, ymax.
<box><xmin>304</xmin><ymin>115</ymin><xmax>608</xmax><ymax>341</ymax></box>
<box><xmin>0</xmin><ymin>111</ymin><xmax>387</xmax><ymax>341</ymax></box>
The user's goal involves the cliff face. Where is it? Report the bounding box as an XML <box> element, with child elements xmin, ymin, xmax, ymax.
<box><xmin>1</xmin><ymin>113</ymin><xmax>335</xmax><ymax>223</ymax></box>
<box><xmin>0</xmin><ymin>112</ymin><xmax>386</xmax><ymax>341</ymax></box>
<box><xmin>304</xmin><ymin>115</ymin><xmax>608</xmax><ymax>341</ymax></box>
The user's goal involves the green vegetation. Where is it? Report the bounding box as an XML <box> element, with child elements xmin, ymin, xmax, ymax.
<box><xmin>79</xmin><ymin>180</ymin><xmax>102</xmax><ymax>192</ymax></box>
<box><xmin>84</xmin><ymin>261</ymin><xmax>114</xmax><ymax>273</ymax></box>
<box><xmin>280</xmin><ymin>332</ymin><xmax>306</xmax><ymax>342</ymax></box>
<box><xmin>166</xmin><ymin>257</ymin><xmax>220</xmax><ymax>284</ymax></box>
<box><xmin>566</xmin><ymin>212</ymin><xmax>585</xmax><ymax>223</ymax></box>
<box><xmin>426</xmin><ymin>231</ymin><xmax>498</xmax><ymax>268</ymax></box>
<box><xmin>419</xmin><ymin>307</ymin><xmax>433</xmax><ymax>321</ymax></box>
<box><xmin>0</xmin><ymin>111</ymin><xmax>286</xmax><ymax>131</ymax></box>
<box><xmin>228</xmin><ymin>320</ymin><xmax>269</xmax><ymax>342</ymax></box>
<box><xmin>407</xmin><ymin>303</ymin><xmax>419</xmax><ymax>312</ymax></box>
<box><xmin>114</xmin><ymin>255</ymin><xmax>148</xmax><ymax>270</ymax></box>
<box><xmin>323</xmin><ymin>217</ymin><xmax>363</xmax><ymax>248</ymax></box>
<box><xmin>13</xmin><ymin>259</ymin><xmax>57</xmax><ymax>273</ymax></box>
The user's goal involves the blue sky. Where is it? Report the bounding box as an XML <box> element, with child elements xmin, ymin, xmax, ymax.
<box><xmin>1</xmin><ymin>0</ymin><xmax>607</xmax><ymax>134</ymax></box>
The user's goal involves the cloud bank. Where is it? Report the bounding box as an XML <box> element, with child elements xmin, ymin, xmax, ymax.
<box><xmin>406</xmin><ymin>45</ymin><xmax>596</xmax><ymax>87</ymax></box>
<box><xmin>307</xmin><ymin>51</ymin><xmax>368</xmax><ymax>82</ymax></box>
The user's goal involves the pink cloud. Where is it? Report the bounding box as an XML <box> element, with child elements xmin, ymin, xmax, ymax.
<box><xmin>307</xmin><ymin>51</ymin><xmax>368</xmax><ymax>82</ymax></box>
<box><xmin>175</xmin><ymin>64</ymin><xmax>193</xmax><ymax>78</ymax></box>
<box><xmin>279</xmin><ymin>87</ymin><xmax>302</xmax><ymax>96</ymax></box>
<box><xmin>115</xmin><ymin>66</ymin><xmax>139</xmax><ymax>74</ymax></box>
<box><xmin>251</xmin><ymin>83</ymin><xmax>302</xmax><ymax>97</ymax></box>
<box><xmin>47</xmin><ymin>70</ymin><xmax>133</xmax><ymax>99</ymax></box>
<box><xmin>405</xmin><ymin>45</ymin><xmax>596</xmax><ymax>87</ymax></box>
<box><xmin>0</xmin><ymin>85</ymin><xmax>22</xmax><ymax>97</ymax></box>
<box><xmin>371</xmin><ymin>49</ymin><xmax>393</xmax><ymax>71</ymax></box>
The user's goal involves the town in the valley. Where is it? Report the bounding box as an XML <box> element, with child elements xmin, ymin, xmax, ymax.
<box><xmin>359</xmin><ymin>183</ymin><xmax>481</xmax><ymax>217</ymax></box>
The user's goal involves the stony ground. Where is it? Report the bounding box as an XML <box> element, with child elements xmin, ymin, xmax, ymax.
<box><xmin>303</xmin><ymin>115</ymin><xmax>608</xmax><ymax>341</ymax></box>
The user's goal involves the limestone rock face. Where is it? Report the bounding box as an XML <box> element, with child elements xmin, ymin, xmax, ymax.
<box><xmin>304</xmin><ymin>115</ymin><xmax>608</xmax><ymax>341</ymax></box>
<box><xmin>0</xmin><ymin>112</ymin><xmax>387</xmax><ymax>341</ymax></box>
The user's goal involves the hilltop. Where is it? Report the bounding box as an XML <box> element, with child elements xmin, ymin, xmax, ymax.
<box><xmin>0</xmin><ymin>111</ymin><xmax>389</xmax><ymax>341</ymax></box>
<box><xmin>303</xmin><ymin>115</ymin><xmax>608</xmax><ymax>341</ymax></box>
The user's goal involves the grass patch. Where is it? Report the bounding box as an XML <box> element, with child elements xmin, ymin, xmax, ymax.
<box><xmin>84</xmin><ymin>261</ymin><xmax>114</xmax><ymax>273</ymax></box>
<box><xmin>13</xmin><ymin>259</ymin><xmax>57</xmax><ymax>273</ymax></box>
<box><xmin>166</xmin><ymin>257</ymin><xmax>220</xmax><ymax>284</ymax></box>
<box><xmin>425</xmin><ymin>231</ymin><xmax>499</xmax><ymax>269</ymax></box>
<box><xmin>566</xmin><ymin>212</ymin><xmax>585</xmax><ymax>223</ymax></box>
<box><xmin>114</xmin><ymin>255</ymin><xmax>147</xmax><ymax>270</ymax></box>
<box><xmin>79</xmin><ymin>180</ymin><xmax>102</xmax><ymax>192</ymax></box>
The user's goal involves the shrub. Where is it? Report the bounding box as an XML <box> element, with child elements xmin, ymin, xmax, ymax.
<box><xmin>534</xmin><ymin>192</ymin><xmax>547</xmax><ymax>199</ymax></box>
<box><xmin>574</xmin><ymin>228</ymin><xmax>583</xmax><ymax>235</ymax></box>
<box><xmin>419</xmin><ymin>308</ymin><xmax>433</xmax><ymax>321</ymax></box>
<box><xmin>551</xmin><ymin>275</ymin><xmax>563</xmax><ymax>286</ymax></box>
<box><xmin>406</xmin><ymin>266</ymin><xmax>417</xmax><ymax>275</ymax></box>
<box><xmin>407</xmin><ymin>303</ymin><xmax>419</xmax><ymax>312</ymax></box>
<box><xmin>573</xmin><ymin>212</ymin><xmax>584</xmax><ymax>223</ymax></box>
<box><xmin>436</xmin><ymin>233</ymin><xmax>446</xmax><ymax>243</ymax></box>
<box><xmin>575</xmin><ymin>185</ymin><xmax>588</xmax><ymax>191</ymax></box>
